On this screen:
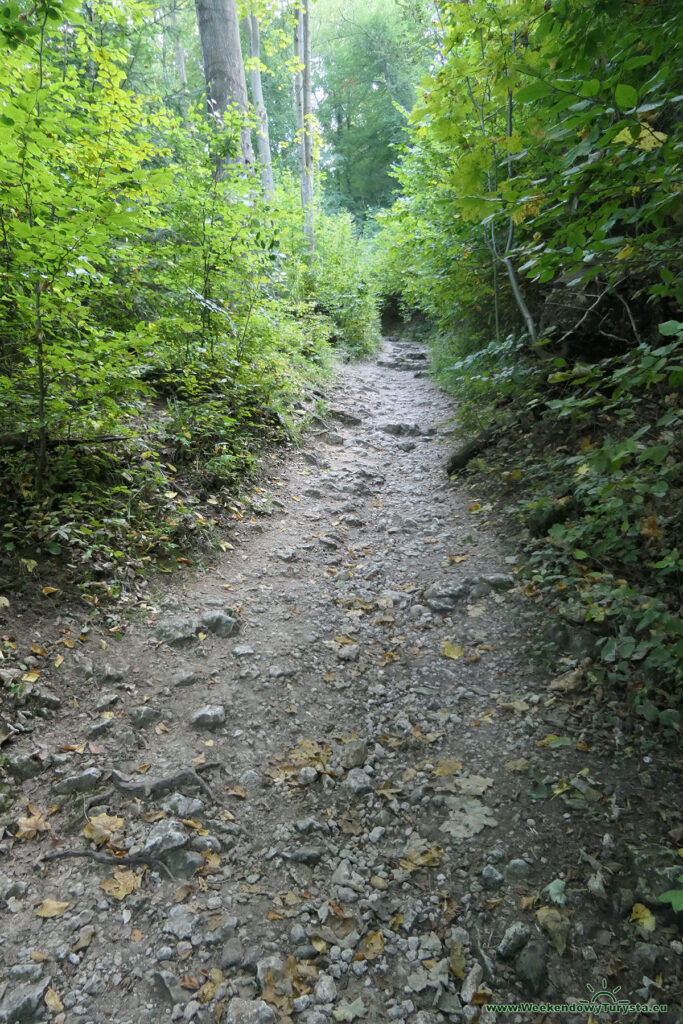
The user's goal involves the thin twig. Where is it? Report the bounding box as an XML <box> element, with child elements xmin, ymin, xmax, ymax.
<box><xmin>40</xmin><ymin>848</ymin><xmax>175</xmax><ymax>881</ymax></box>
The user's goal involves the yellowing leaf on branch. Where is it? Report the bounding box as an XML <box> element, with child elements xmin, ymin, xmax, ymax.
<box><xmin>613</xmin><ymin>125</ymin><xmax>667</xmax><ymax>151</ymax></box>
<box><xmin>641</xmin><ymin>516</ymin><xmax>662</xmax><ymax>539</ymax></box>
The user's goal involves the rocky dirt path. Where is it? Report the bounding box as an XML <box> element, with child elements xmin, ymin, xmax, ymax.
<box><xmin>1</xmin><ymin>338</ymin><xmax>680</xmax><ymax>1024</ymax></box>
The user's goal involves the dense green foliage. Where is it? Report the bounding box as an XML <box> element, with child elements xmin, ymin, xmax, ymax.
<box><xmin>376</xmin><ymin>0</ymin><xmax>683</xmax><ymax>720</ymax></box>
<box><xmin>0</xmin><ymin>0</ymin><xmax>379</xmax><ymax>587</ymax></box>
<box><xmin>313</xmin><ymin>0</ymin><xmax>434</xmax><ymax>217</ymax></box>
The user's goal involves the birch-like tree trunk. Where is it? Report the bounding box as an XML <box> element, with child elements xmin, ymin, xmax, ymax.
<box><xmin>293</xmin><ymin>2</ymin><xmax>314</xmax><ymax>247</ymax></box>
<box><xmin>302</xmin><ymin>0</ymin><xmax>314</xmax><ymax>246</ymax></box>
<box><xmin>169</xmin><ymin>0</ymin><xmax>188</xmax><ymax>118</ymax></box>
<box><xmin>194</xmin><ymin>0</ymin><xmax>253</xmax><ymax>164</ymax></box>
<box><xmin>243</xmin><ymin>11</ymin><xmax>274</xmax><ymax>196</ymax></box>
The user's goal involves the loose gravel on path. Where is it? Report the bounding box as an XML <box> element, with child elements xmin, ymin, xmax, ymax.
<box><xmin>1</xmin><ymin>338</ymin><xmax>680</xmax><ymax>1024</ymax></box>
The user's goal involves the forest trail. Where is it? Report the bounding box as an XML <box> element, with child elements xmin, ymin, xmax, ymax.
<box><xmin>2</xmin><ymin>339</ymin><xmax>679</xmax><ymax>1024</ymax></box>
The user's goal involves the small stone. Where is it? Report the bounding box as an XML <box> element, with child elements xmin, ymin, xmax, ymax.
<box><xmin>164</xmin><ymin>850</ymin><xmax>205</xmax><ymax>878</ymax></box>
<box><xmin>381</xmin><ymin>422</ymin><xmax>421</xmax><ymax>436</ymax></box>
<box><xmin>461</xmin><ymin>963</ymin><xmax>483</xmax><ymax>1004</ymax></box>
<box><xmin>481</xmin><ymin>865</ymin><xmax>504</xmax><ymax>889</ymax></box>
<box><xmin>505</xmin><ymin>858</ymin><xmax>532</xmax><ymax>881</ymax></box>
<box><xmin>314</xmin><ymin>973</ymin><xmax>337</xmax><ymax>1004</ymax></box>
<box><xmin>514</xmin><ymin>939</ymin><xmax>547</xmax><ymax>994</ymax></box>
<box><xmin>155</xmin><ymin>617</ymin><xmax>202</xmax><ymax>646</ymax></box>
<box><xmin>299</xmin><ymin>766</ymin><xmax>318</xmax><ymax>786</ymax></box>
<box><xmin>482</xmin><ymin>573</ymin><xmax>515</xmax><ymax>591</ymax></box>
<box><xmin>233</xmin><ymin>645</ymin><xmax>255</xmax><ymax>657</ymax></box>
<box><xmin>130</xmin><ymin>705</ymin><xmax>162</xmax><ymax>728</ymax></box>
<box><xmin>162</xmin><ymin>905</ymin><xmax>197</xmax><ymax>941</ymax></box>
<box><xmin>161</xmin><ymin>793</ymin><xmax>204</xmax><ymax>817</ymax></box>
<box><xmin>150</xmin><ymin>970</ymin><xmax>188</xmax><ymax>1006</ymax></box>
<box><xmin>6</xmin><ymin>754</ymin><xmax>48</xmax><ymax>781</ymax></box>
<box><xmin>256</xmin><ymin>957</ymin><xmax>291</xmax><ymax>996</ymax></box>
<box><xmin>497</xmin><ymin>922</ymin><xmax>532</xmax><ymax>960</ymax></box>
<box><xmin>370</xmin><ymin>876</ymin><xmax>388</xmax><ymax>890</ymax></box>
<box><xmin>94</xmin><ymin>692</ymin><xmax>119</xmax><ymax>710</ymax></box>
<box><xmin>172</xmin><ymin>670</ymin><xmax>201</xmax><ymax>688</ymax></box>
<box><xmin>53</xmin><ymin>768</ymin><xmax>102</xmax><ymax>794</ymax></box>
<box><xmin>88</xmin><ymin>718</ymin><xmax>116</xmax><ymax>739</ymax></box>
<box><xmin>221</xmin><ymin>938</ymin><xmax>244</xmax><ymax>969</ymax></box>
<box><xmin>225</xmin><ymin>999</ymin><xmax>276</xmax><ymax>1024</ymax></box>
<box><xmin>341</xmin><ymin>739</ymin><xmax>369</xmax><ymax>769</ymax></box>
<box><xmin>201</xmin><ymin>611</ymin><xmax>240</xmax><ymax>639</ymax></box>
<box><xmin>632</xmin><ymin>943</ymin><xmax>661</xmax><ymax>973</ymax></box>
<box><xmin>337</xmin><ymin>644</ymin><xmax>359</xmax><ymax>662</ymax></box>
<box><xmin>287</xmin><ymin>845</ymin><xmax>324</xmax><ymax>865</ymax></box>
<box><xmin>423</xmin><ymin>580</ymin><xmax>469</xmax><ymax>612</ymax></box>
<box><xmin>237</xmin><ymin>769</ymin><xmax>260</xmax><ymax>793</ymax></box>
<box><xmin>276</xmin><ymin>548</ymin><xmax>297</xmax><ymax>562</ymax></box>
<box><xmin>190</xmin><ymin>704</ymin><xmax>225</xmax><ymax>730</ymax></box>
<box><xmin>0</xmin><ymin>873</ymin><xmax>27</xmax><ymax>900</ymax></box>
<box><xmin>183</xmin><ymin>1000</ymin><xmax>200</xmax><ymax>1021</ymax></box>
<box><xmin>342</xmin><ymin>768</ymin><xmax>372</xmax><ymax>794</ymax></box>
<box><xmin>0</xmin><ymin>976</ymin><xmax>50</xmax><ymax>1023</ymax></box>
<box><xmin>144</xmin><ymin>819</ymin><xmax>189</xmax><ymax>857</ymax></box>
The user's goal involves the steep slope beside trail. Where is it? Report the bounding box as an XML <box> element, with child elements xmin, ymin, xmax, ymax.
<box><xmin>1</xmin><ymin>338</ymin><xmax>680</xmax><ymax>1024</ymax></box>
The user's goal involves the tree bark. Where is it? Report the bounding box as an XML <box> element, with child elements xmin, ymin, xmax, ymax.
<box><xmin>302</xmin><ymin>0</ymin><xmax>314</xmax><ymax>247</ymax></box>
<box><xmin>169</xmin><ymin>0</ymin><xmax>188</xmax><ymax>118</ymax></box>
<box><xmin>243</xmin><ymin>11</ymin><xmax>274</xmax><ymax>196</ymax></box>
<box><xmin>293</xmin><ymin>5</ymin><xmax>306</xmax><ymax>203</ymax></box>
<box><xmin>293</xmin><ymin>2</ymin><xmax>314</xmax><ymax>247</ymax></box>
<box><xmin>194</xmin><ymin>0</ymin><xmax>253</xmax><ymax>164</ymax></box>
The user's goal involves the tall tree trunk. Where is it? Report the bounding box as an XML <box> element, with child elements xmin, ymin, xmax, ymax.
<box><xmin>293</xmin><ymin>2</ymin><xmax>314</xmax><ymax>247</ymax></box>
<box><xmin>243</xmin><ymin>11</ymin><xmax>274</xmax><ymax>196</ymax></box>
<box><xmin>302</xmin><ymin>0</ymin><xmax>314</xmax><ymax>247</ymax></box>
<box><xmin>293</xmin><ymin>6</ymin><xmax>305</xmax><ymax>202</ymax></box>
<box><xmin>170</xmin><ymin>0</ymin><xmax>188</xmax><ymax>118</ymax></box>
<box><xmin>194</xmin><ymin>0</ymin><xmax>253</xmax><ymax>164</ymax></box>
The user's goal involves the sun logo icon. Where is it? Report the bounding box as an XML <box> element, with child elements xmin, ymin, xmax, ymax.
<box><xmin>579</xmin><ymin>978</ymin><xmax>630</xmax><ymax>1010</ymax></box>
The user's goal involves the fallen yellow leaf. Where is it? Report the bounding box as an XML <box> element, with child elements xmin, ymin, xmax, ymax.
<box><xmin>44</xmin><ymin>988</ymin><xmax>64</xmax><ymax>1013</ymax></box>
<box><xmin>441</xmin><ymin>641</ymin><xmax>464</xmax><ymax>660</ymax></box>
<box><xmin>83</xmin><ymin>813</ymin><xmax>124</xmax><ymax>847</ymax></box>
<box><xmin>353</xmin><ymin>929</ymin><xmax>384</xmax><ymax>961</ymax></box>
<box><xmin>36</xmin><ymin>899</ymin><xmax>71</xmax><ymax>918</ymax></box>
<box><xmin>17</xmin><ymin>803</ymin><xmax>51</xmax><ymax>841</ymax></box>
<box><xmin>630</xmin><ymin>902</ymin><xmax>656</xmax><ymax>934</ymax></box>
<box><xmin>100</xmin><ymin>867</ymin><xmax>141</xmax><ymax>900</ymax></box>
